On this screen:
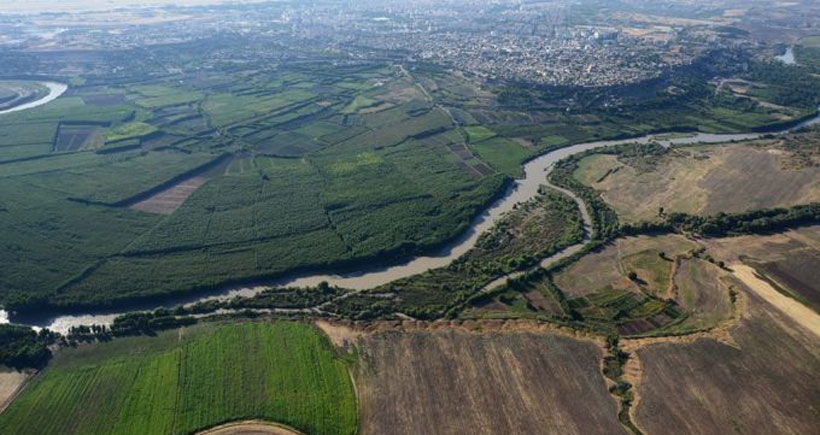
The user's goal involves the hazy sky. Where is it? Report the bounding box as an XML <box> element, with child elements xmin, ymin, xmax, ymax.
<box><xmin>0</xmin><ymin>0</ymin><xmax>270</xmax><ymax>14</ymax></box>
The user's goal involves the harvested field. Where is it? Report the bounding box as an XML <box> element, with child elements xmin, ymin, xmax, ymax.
<box><xmin>356</xmin><ymin>330</ymin><xmax>623</xmax><ymax>435</ymax></box>
<box><xmin>732</xmin><ymin>265</ymin><xmax>820</xmax><ymax>336</ymax></box>
<box><xmin>632</xmin><ymin>276</ymin><xmax>820</xmax><ymax>435</ymax></box>
<box><xmin>701</xmin><ymin>225</ymin><xmax>820</xmax><ymax>311</ymax></box>
<box><xmin>131</xmin><ymin>176</ymin><xmax>209</xmax><ymax>214</ymax></box>
<box><xmin>575</xmin><ymin>142</ymin><xmax>820</xmax><ymax>223</ymax></box>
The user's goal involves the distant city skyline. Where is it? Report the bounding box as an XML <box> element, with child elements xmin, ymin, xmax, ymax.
<box><xmin>0</xmin><ymin>0</ymin><xmax>271</xmax><ymax>14</ymax></box>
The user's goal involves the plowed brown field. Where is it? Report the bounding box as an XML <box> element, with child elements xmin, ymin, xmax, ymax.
<box><xmin>356</xmin><ymin>330</ymin><xmax>623</xmax><ymax>435</ymax></box>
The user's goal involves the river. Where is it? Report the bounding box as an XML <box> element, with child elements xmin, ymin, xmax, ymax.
<box><xmin>4</xmin><ymin>110</ymin><xmax>820</xmax><ymax>333</ymax></box>
<box><xmin>0</xmin><ymin>82</ymin><xmax>68</xmax><ymax>115</ymax></box>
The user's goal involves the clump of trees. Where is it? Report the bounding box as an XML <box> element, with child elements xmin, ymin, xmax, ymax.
<box><xmin>620</xmin><ymin>203</ymin><xmax>820</xmax><ymax>238</ymax></box>
<box><xmin>109</xmin><ymin>310</ymin><xmax>197</xmax><ymax>337</ymax></box>
<box><xmin>0</xmin><ymin>324</ymin><xmax>58</xmax><ymax>369</ymax></box>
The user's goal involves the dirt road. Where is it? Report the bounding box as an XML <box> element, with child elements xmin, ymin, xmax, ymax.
<box><xmin>196</xmin><ymin>420</ymin><xmax>303</xmax><ymax>435</ymax></box>
<box><xmin>732</xmin><ymin>264</ymin><xmax>820</xmax><ymax>337</ymax></box>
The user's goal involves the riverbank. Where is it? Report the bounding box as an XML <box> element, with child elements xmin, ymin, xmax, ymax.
<box><xmin>0</xmin><ymin>82</ymin><xmax>67</xmax><ymax>115</ymax></box>
<box><xmin>3</xmin><ymin>109</ymin><xmax>819</xmax><ymax>332</ymax></box>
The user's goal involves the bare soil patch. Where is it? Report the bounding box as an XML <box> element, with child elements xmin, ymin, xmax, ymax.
<box><xmin>701</xmin><ymin>225</ymin><xmax>820</xmax><ymax>311</ymax></box>
<box><xmin>356</xmin><ymin>329</ymin><xmax>622</xmax><ymax>435</ymax></box>
<box><xmin>632</xmin><ymin>280</ymin><xmax>820</xmax><ymax>435</ymax></box>
<box><xmin>0</xmin><ymin>368</ymin><xmax>30</xmax><ymax>413</ymax></box>
<box><xmin>131</xmin><ymin>176</ymin><xmax>208</xmax><ymax>215</ymax></box>
<box><xmin>314</xmin><ymin>320</ymin><xmax>365</xmax><ymax>349</ymax></box>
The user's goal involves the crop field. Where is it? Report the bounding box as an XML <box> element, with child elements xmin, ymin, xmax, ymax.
<box><xmin>467</xmin><ymin>136</ymin><xmax>533</xmax><ymax>177</ymax></box>
<box><xmin>573</xmin><ymin>135</ymin><xmax>820</xmax><ymax>223</ymax></box>
<box><xmin>632</xmin><ymin>285</ymin><xmax>820</xmax><ymax>435</ymax></box>
<box><xmin>52</xmin><ymin>123</ymin><xmax>107</xmax><ymax>152</ymax></box>
<box><xmin>356</xmin><ymin>329</ymin><xmax>623</xmax><ymax>435</ymax></box>
<box><xmin>81</xmin><ymin>94</ymin><xmax>126</xmax><ymax>106</ymax></box>
<box><xmin>702</xmin><ymin>225</ymin><xmax>820</xmax><ymax>312</ymax></box>
<box><xmin>0</xmin><ymin>65</ymin><xmax>518</xmax><ymax>311</ymax></box>
<box><xmin>13</xmin><ymin>151</ymin><xmax>217</xmax><ymax>205</ymax></box>
<box><xmin>801</xmin><ymin>35</ymin><xmax>820</xmax><ymax>48</ymax></box>
<box><xmin>671</xmin><ymin>258</ymin><xmax>734</xmax><ymax>330</ymax></box>
<box><xmin>131</xmin><ymin>176</ymin><xmax>210</xmax><ymax>215</ymax></box>
<box><xmin>0</xmin><ymin>322</ymin><xmax>357</xmax><ymax>435</ymax></box>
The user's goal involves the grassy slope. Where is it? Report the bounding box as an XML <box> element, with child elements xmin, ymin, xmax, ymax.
<box><xmin>0</xmin><ymin>322</ymin><xmax>357</xmax><ymax>435</ymax></box>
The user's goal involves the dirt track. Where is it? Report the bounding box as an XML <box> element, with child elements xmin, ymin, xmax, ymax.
<box><xmin>195</xmin><ymin>420</ymin><xmax>302</xmax><ymax>435</ymax></box>
<box><xmin>732</xmin><ymin>264</ymin><xmax>820</xmax><ymax>337</ymax></box>
<box><xmin>0</xmin><ymin>370</ymin><xmax>30</xmax><ymax>414</ymax></box>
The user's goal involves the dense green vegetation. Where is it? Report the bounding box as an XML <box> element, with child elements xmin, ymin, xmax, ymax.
<box><xmin>2</xmin><ymin>45</ymin><xmax>820</xmax><ymax>315</ymax></box>
<box><xmin>0</xmin><ymin>325</ymin><xmax>56</xmax><ymax>369</ymax></box>
<box><xmin>369</xmin><ymin>189</ymin><xmax>585</xmax><ymax>319</ymax></box>
<box><xmin>794</xmin><ymin>45</ymin><xmax>820</xmax><ymax>71</ymax></box>
<box><xmin>622</xmin><ymin>203</ymin><xmax>820</xmax><ymax>238</ymax></box>
<box><xmin>0</xmin><ymin>322</ymin><xmax>357</xmax><ymax>435</ymax></box>
<box><xmin>0</xmin><ymin>65</ymin><xmax>510</xmax><ymax>312</ymax></box>
<box><xmin>111</xmin><ymin>189</ymin><xmax>585</xmax><ymax>323</ymax></box>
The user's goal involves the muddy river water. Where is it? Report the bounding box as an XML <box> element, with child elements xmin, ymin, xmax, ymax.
<box><xmin>0</xmin><ymin>82</ymin><xmax>68</xmax><ymax>115</ymax></box>
<box><xmin>3</xmin><ymin>106</ymin><xmax>819</xmax><ymax>333</ymax></box>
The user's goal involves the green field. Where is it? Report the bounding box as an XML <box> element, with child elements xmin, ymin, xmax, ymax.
<box><xmin>2</xmin><ymin>49</ymin><xmax>819</xmax><ymax>315</ymax></box>
<box><xmin>468</xmin><ymin>137</ymin><xmax>533</xmax><ymax>177</ymax></box>
<box><xmin>464</xmin><ymin>125</ymin><xmax>496</xmax><ymax>143</ymax></box>
<box><xmin>0</xmin><ymin>322</ymin><xmax>357</xmax><ymax>435</ymax></box>
<box><xmin>0</xmin><ymin>65</ymin><xmax>512</xmax><ymax>312</ymax></box>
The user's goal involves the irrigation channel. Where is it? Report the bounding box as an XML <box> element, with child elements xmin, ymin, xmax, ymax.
<box><xmin>0</xmin><ymin>82</ymin><xmax>68</xmax><ymax>115</ymax></box>
<box><xmin>3</xmin><ymin>108</ymin><xmax>820</xmax><ymax>333</ymax></box>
